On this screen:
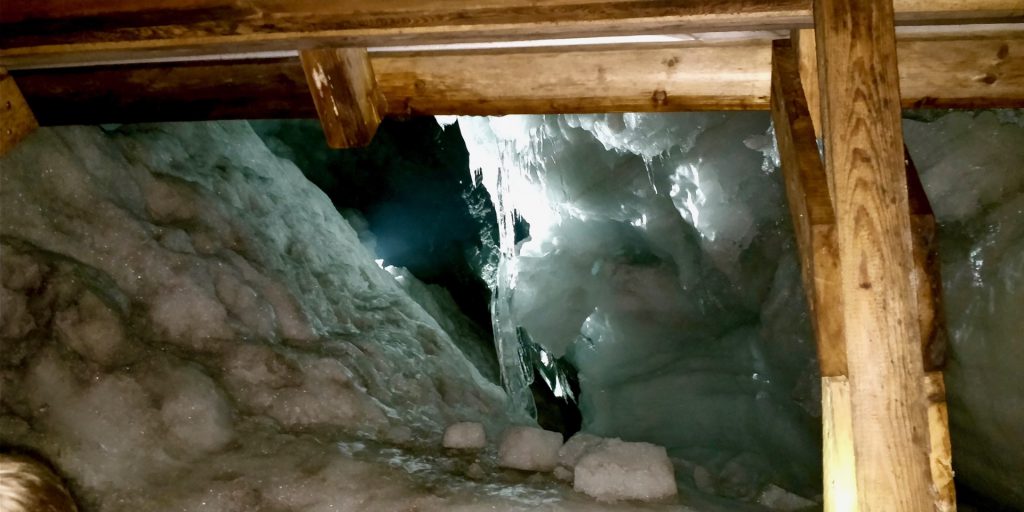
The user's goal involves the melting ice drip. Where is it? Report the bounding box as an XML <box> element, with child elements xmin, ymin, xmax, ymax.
<box><xmin>489</xmin><ymin>153</ymin><xmax>538</xmax><ymax>418</ymax></box>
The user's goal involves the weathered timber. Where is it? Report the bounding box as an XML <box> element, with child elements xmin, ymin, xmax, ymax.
<box><xmin>821</xmin><ymin>375</ymin><xmax>858</xmax><ymax>512</ymax></box>
<box><xmin>925</xmin><ymin>371</ymin><xmax>956</xmax><ymax>510</ymax></box>
<box><xmin>770</xmin><ymin>39</ymin><xmax>846</xmax><ymax>376</ymax></box>
<box><xmin>905</xmin><ymin>146</ymin><xmax>948</xmax><ymax>371</ymax></box>
<box><xmin>13</xmin><ymin>42</ymin><xmax>774</xmax><ymax>124</ymax></box>
<box><xmin>11</xmin><ymin>58</ymin><xmax>314</xmax><ymax>125</ymax></box>
<box><xmin>12</xmin><ymin>33</ymin><xmax>1024</xmax><ymax>126</ymax></box>
<box><xmin>900</xmin><ymin>31</ymin><xmax>1024</xmax><ymax>109</ymax></box>
<box><xmin>299</xmin><ymin>48</ymin><xmax>385</xmax><ymax>148</ymax></box>
<box><xmin>791</xmin><ymin>29</ymin><xmax>822</xmax><ymax>135</ymax></box>
<box><xmin>772</xmin><ymin>39</ymin><xmax>853</xmax><ymax>512</ymax></box>
<box><xmin>0</xmin><ymin>68</ymin><xmax>38</xmax><ymax>156</ymax></box>
<box><xmin>904</xmin><ymin>147</ymin><xmax>956</xmax><ymax>510</ymax></box>
<box><xmin>795</xmin><ymin>29</ymin><xmax>1024</xmax><ymax>133</ymax></box>
<box><xmin>373</xmin><ymin>42</ymin><xmax>772</xmax><ymax>115</ymax></box>
<box><xmin>814</xmin><ymin>0</ymin><xmax>934</xmax><ymax>508</ymax></box>
<box><xmin>2</xmin><ymin>0</ymin><xmax>1021</xmax><ymax>69</ymax></box>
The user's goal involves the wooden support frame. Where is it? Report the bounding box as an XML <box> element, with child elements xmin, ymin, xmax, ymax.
<box><xmin>1</xmin><ymin>1</ymin><xmax>1021</xmax><ymax>69</ymax></box>
<box><xmin>813</xmin><ymin>0</ymin><xmax>934</xmax><ymax>504</ymax></box>
<box><xmin>10</xmin><ymin>30</ymin><xmax>1024</xmax><ymax>128</ymax></box>
<box><xmin>771</xmin><ymin>39</ymin><xmax>854</xmax><ymax>512</ymax></box>
<box><xmin>0</xmin><ymin>68</ymin><xmax>38</xmax><ymax>156</ymax></box>
<box><xmin>299</xmin><ymin>48</ymin><xmax>385</xmax><ymax>148</ymax></box>
<box><xmin>773</xmin><ymin>38</ymin><xmax>957</xmax><ymax>512</ymax></box>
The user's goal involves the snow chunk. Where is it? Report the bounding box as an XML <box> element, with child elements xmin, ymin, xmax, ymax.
<box><xmin>558</xmin><ymin>432</ymin><xmax>606</xmax><ymax>469</ymax></box>
<box><xmin>757</xmin><ymin>484</ymin><xmax>817</xmax><ymax>510</ymax></box>
<box><xmin>497</xmin><ymin>426</ymin><xmax>563</xmax><ymax>471</ymax></box>
<box><xmin>574</xmin><ymin>439</ymin><xmax>677</xmax><ymax>503</ymax></box>
<box><xmin>442</xmin><ymin>422</ymin><xmax>486</xmax><ymax>450</ymax></box>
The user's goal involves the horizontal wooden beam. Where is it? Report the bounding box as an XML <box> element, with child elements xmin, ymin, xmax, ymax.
<box><xmin>14</xmin><ymin>41</ymin><xmax>773</xmax><ymax>124</ymax></box>
<box><xmin>13</xmin><ymin>32</ymin><xmax>1023</xmax><ymax>125</ymax></box>
<box><xmin>1</xmin><ymin>1</ymin><xmax>1021</xmax><ymax>69</ymax></box>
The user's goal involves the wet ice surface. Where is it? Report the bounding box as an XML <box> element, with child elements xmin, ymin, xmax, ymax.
<box><xmin>0</xmin><ymin>122</ymin><xmax>516</xmax><ymax>511</ymax></box>
<box><xmin>332</xmin><ymin>438</ymin><xmax>692</xmax><ymax>511</ymax></box>
<box><xmin>0</xmin><ymin>110</ymin><xmax>1021</xmax><ymax>511</ymax></box>
<box><xmin>455</xmin><ymin>110</ymin><xmax>1024</xmax><ymax>509</ymax></box>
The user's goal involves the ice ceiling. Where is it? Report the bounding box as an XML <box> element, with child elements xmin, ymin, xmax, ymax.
<box><xmin>0</xmin><ymin>109</ymin><xmax>1022</xmax><ymax>511</ymax></box>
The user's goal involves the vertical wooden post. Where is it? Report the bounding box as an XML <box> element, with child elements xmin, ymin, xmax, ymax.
<box><xmin>906</xmin><ymin>149</ymin><xmax>957</xmax><ymax>511</ymax></box>
<box><xmin>775</xmin><ymin>37</ymin><xmax>959</xmax><ymax>511</ymax></box>
<box><xmin>791</xmin><ymin>30</ymin><xmax>822</xmax><ymax>139</ymax></box>
<box><xmin>813</xmin><ymin>0</ymin><xmax>934</xmax><ymax>509</ymax></box>
<box><xmin>299</xmin><ymin>48</ymin><xmax>386</xmax><ymax>148</ymax></box>
<box><xmin>0</xmin><ymin>68</ymin><xmax>39</xmax><ymax>157</ymax></box>
<box><xmin>786</xmin><ymin>25</ymin><xmax>954</xmax><ymax>509</ymax></box>
<box><xmin>771</xmin><ymin>39</ymin><xmax>856</xmax><ymax>512</ymax></box>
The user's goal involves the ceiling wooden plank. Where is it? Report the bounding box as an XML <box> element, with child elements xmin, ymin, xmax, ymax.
<box><xmin>11</xmin><ymin>33</ymin><xmax>1023</xmax><ymax>126</ymax></box>
<box><xmin>1</xmin><ymin>0</ymin><xmax>1021</xmax><ymax>69</ymax></box>
<box><xmin>373</xmin><ymin>42</ymin><xmax>773</xmax><ymax>115</ymax></box>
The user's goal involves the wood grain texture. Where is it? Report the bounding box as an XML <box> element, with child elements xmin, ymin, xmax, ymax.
<box><xmin>924</xmin><ymin>371</ymin><xmax>956</xmax><ymax>511</ymax></box>
<box><xmin>14</xmin><ymin>42</ymin><xmax>774</xmax><ymax>124</ymax></box>
<box><xmin>792</xmin><ymin>29</ymin><xmax>822</xmax><ymax>136</ymax></box>
<box><xmin>899</xmin><ymin>31</ymin><xmax>1024</xmax><ymax>109</ymax></box>
<box><xmin>908</xmin><ymin>150</ymin><xmax>955</xmax><ymax>510</ymax></box>
<box><xmin>0</xmin><ymin>69</ymin><xmax>39</xmax><ymax>157</ymax></box>
<box><xmin>11</xmin><ymin>32</ymin><xmax>1023</xmax><ymax>126</ymax></box>
<box><xmin>905</xmin><ymin>147</ymin><xmax>949</xmax><ymax>371</ymax></box>
<box><xmin>822</xmin><ymin>376</ymin><xmax>858</xmax><ymax>512</ymax></box>
<box><xmin>814</xmin><ymin>0</ymin><xmax>933</xmax><ymax>509</ymax></box>
<box><xmin>770</xmin><ymin>39</ymin><xmax>846</xmax><ymax>377</ymax></box>
<box><xmin>373</xmin><ymin>42</ymin><xmax>772</xmax><ymax>115</ymax></box>
<box><xmin>1</xmin><ymin>0</ymin><xmax>1021</xmax><ymax>68</ymax></box>
<box><xmin>299</xmin><ymin>48</ymin><xmax>385</xmax><ymax>148</ymax></box>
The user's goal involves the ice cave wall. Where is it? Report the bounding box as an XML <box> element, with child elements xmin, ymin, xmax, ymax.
<box><xmin>453</xmin><ymin>110</ymin><xmax>1024</xmax><ymax>508</ymax></box>
<box><xmin>0</xmin><ymin>122</ymin><xmax>511</xmax><ymax>511</ymax></box>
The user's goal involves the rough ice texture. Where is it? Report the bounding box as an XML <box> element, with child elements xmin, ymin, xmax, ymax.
<box><xmin>904</xmin><ymin>111</ymin><xmax>1024</xmax><ymax>508</ymax></box>
<box><xmin>574</xmin><ymin>439</ymin><xmax>678</xmax><ymax>503</ymax></box>
<box><xmin>386</xmin><ymin>265</ymin><xmax>501</xmax><ymax>384</ymax></box>
<box><xmin>0</xmin><ymin>123</ymin><xmax>523</xmax><ymax>511</ymax></box>
<box><xmin>458</xmin><ymin>113</ymin><xmax>822</xmax><ymax>505</ymax></box>
<box><xmin>498</xmin><ymin>426</ymin><xmax>564</xmax><ymax>471</ymax></box>
<box><xmin>443</xmin><ymin>422</ymin><xmax>487</xmax><ymax>449</ymax></box>
<box><xmin>456</xmin><ymin>110</ymin><xmax>1024</xmax><ymax>509</ymax></box>
<box><xmin>559</xmin><ymin>432</ymin><xmax>607</xmax><ymax>470</ymax></box>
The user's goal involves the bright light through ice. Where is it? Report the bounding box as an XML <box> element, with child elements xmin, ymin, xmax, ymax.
<box><xmin>374</xmin><ymin>259</ymin><xmax>385</xmax><ymax>269</ymax></box>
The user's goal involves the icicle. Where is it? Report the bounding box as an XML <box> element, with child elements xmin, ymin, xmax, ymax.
<box><xmin>488</xmin><ymin>142</ymin><xmax>537</xmax><ymax>419</ymax></box>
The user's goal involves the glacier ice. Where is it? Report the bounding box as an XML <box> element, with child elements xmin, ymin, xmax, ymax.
<box><xmin>0</xmin><ymin>122</ymin><xmax>544</xmax><ymax>511</ymax></box>
<box><xmin>0</xmin><ymin>106</ymin><xmax>1020</xmax><ymax>511</ymax></box>
<box><xmin>456</xmin><ymin>113</ymin><xmax>821</xmax><ymax>504</ymax></box>
<box><xmin>453</xmin><ymin>109</ymin><xmax>1024</xmax><ymax>509</ymax></box>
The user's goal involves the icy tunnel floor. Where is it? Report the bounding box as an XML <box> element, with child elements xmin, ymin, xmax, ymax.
<box><xmin>326</xmin><ymin>437</ymin><xmax>695</xmax><ymax>511</ymax></box>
